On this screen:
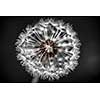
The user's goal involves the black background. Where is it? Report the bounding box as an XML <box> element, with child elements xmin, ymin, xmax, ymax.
<box><xmin>0</xmin><ymin>16</ymin><xmax>100</xmax><ymax>83</ymax></box>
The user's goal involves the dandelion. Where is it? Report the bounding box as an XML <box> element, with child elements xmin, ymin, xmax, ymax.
<box><xmin>15</xmin><ymin>18</ymin><xmax>81</xmax><ymax>81</ymax></box>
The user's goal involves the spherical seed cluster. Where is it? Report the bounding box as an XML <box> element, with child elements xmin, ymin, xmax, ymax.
<box><xmin>15</xmin><ymin>18</ymin><xmax>81</xmax><ymax>80</ymax></box>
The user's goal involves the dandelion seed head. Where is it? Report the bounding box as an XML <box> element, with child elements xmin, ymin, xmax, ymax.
<box><xmin>15</xmin><ymin>18</ymin><xmax>81</xmax><ymax>80</ymax></box>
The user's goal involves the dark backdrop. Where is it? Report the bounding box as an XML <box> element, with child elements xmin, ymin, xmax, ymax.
<box><xmin>0</xmin><ymin>16</ymin><xmax>100</xmax><ymax>83</ymax></box>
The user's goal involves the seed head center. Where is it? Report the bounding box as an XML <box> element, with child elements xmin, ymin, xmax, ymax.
<box><xmin>45</xmin><ymin>44</ymin><xmax>53</xmax><ymax>53</ymax></box>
